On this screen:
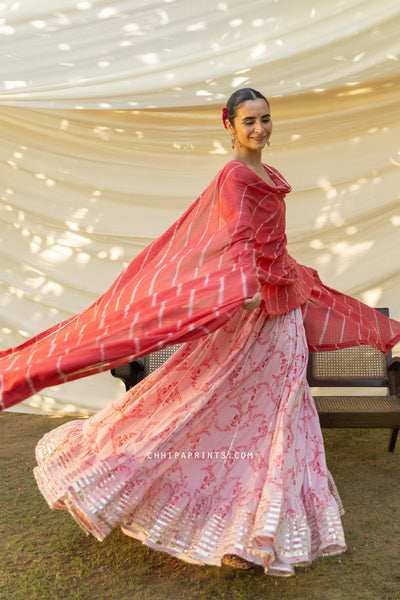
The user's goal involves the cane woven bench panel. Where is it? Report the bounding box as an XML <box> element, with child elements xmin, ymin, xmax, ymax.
<box><xmin>309</xmin><ymin>346</ymin><xmax>387</xmax><ymax>381</ymax></box>
<box><xmin>144</xmin><ymin>344</ymin><xmax>182</xmax><ymax>376</ymax></box>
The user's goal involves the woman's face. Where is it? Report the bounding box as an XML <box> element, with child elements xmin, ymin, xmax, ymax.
<box><xmin>228</xmin><ymin>98</ymin><xmax>272</xmax><ymax>152</ymax></box>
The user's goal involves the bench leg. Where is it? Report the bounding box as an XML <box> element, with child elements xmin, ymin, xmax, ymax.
<box><xmin>388</xmin><ymin>428</ymin><xmax>398</xmax><ymax>452</ymax></box>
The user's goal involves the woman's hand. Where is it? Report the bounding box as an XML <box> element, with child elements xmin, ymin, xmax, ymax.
<box><xmin>242</xmin><ymin>292</ymin><xmax>262</xmax><ymax>310</ymax></box>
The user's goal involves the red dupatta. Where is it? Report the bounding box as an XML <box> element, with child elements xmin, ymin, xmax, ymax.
<box><xmin>1</xmin><ymin>160</ymin><xmax>400</xmax><ymax>410</ymax></box>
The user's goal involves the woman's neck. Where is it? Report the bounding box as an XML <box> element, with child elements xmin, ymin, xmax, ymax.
<box><xmin>232</xmin><ymin>149</ymin><xmax>263</xmax><ymax>169</ymax></box>
<box><xmin>232</xmin><ymin>152</ymin><xmax>275</xmax><ymax>186</ymax></box>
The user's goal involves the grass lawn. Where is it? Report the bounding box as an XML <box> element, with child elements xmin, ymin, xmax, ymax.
<box><xmin>1</xmin><ymin>413</ymin><xmax>399</xmax><ymax>600</ymax></box>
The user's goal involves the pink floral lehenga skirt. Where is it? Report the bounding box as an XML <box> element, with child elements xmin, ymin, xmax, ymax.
<box><xmin>34</xmin><ymin>306</ymin><xmax>346</xmax><ymax>576</ymax></box>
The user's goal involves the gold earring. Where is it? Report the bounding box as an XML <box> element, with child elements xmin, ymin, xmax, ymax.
<box><xmin>231</xmin><ymin>134</ymin><xmax>235</xmax><ymax>149</ymax></box>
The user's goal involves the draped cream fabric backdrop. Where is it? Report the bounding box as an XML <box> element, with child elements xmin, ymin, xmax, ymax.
<box><xmin>0</xmin><ymin>0</ymin><xmax>399</xmax><ymax>414</ymax></box>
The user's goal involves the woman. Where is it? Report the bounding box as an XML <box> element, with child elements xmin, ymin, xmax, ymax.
<box><xmin>3</xmin><ymin>88</ymin><xmax>400</xmax><ymax>577</ymax></box>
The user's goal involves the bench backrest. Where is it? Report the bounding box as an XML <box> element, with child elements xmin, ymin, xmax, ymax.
<box><xmin>144</xmin><ymin>343</ymin><xmax>183</xmax><ymax>376</ymax></box>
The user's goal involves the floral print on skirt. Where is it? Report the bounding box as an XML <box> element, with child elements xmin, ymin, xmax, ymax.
<box><xmin>34</xmin><ymin>306</ymin><xmax>346</xmax><ymax>576</ymax></box>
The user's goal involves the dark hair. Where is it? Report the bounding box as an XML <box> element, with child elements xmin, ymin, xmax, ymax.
<box><xmin>226</xmin><ymin>88</ymin><xmax>269</xmax><ymax>125</ymax></box>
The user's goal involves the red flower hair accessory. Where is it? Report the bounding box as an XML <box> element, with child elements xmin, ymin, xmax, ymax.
<box><xmin>222</xmin><ymin>107</ymin><xmax>228</xmax><ymax>128</ymax></box>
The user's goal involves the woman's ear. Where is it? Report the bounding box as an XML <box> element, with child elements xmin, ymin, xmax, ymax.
<box><xmin>225</xmin><ymin>120</ymin><xmax>234</xmax><ymax>135</ymax></box>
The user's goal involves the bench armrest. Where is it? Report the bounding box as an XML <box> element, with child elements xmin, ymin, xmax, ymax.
<box><xmin>111</xmin><ymin>360</ymin><xmax>145</xmax><ymax>391</ymax></box>
<box><xmin>388</xmin><ymin>357</ymin><xmax>400</xmax><ymax>395</ymax></box>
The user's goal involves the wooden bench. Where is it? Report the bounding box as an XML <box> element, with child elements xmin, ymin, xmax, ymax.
<box><xmin>111</xmin><ymin>310</ymin><xmax>400</xmax><ymax>452</ymax></box>
<box><xmin>308</xmin><ymin>344</ymin><xmax>400</xmax><ymax>452</ymax></box>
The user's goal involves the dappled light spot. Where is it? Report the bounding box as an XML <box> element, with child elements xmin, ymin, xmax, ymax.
<box><xmin>25</xmin><ymin>274</ymin><xmax>46</xmax><ymax>289</ymax></box>
<box><xmin>251</xmin><ymin>44</ymin><xmax>266</xmax><ymax>59</ymax></box>
<box><xmin>345</xmin><ymin>226</ymin><xmax>358</xmax><ymax>236</ymax></box>
<box><xmin>232</xmin><ymin>76</ymin><xmax>250</xmax><ymax>88</ymax></box>
<box><xmin>30</xmin><ymin>236</ymin><xmax>42</xmax><ymax>254</ymax></box>
<box><xmin>172</xmin><ymin>142</ymin><xmax>194</xmax><ymax>150</ymax></box>
<box><xmin>123</xmin><ymin>23</ymin><xmax>141</xmax><ymax>34</ymax></box>
<box><xmin>361</xmin><ymin>287</ymin><xmax>383</xmax><ymax>307</ymax></box>
<box><xmin>140</xmin><ymin>53</ymin><xmax>159</xmax><ymax>65</ymax></box>
<box><xmin>33</xmin><ymin>172</ymin><xmax>57</xmax><ymax>187</ymax></box>
<box><xmin>31</xmin><ymin>20</ymin><xmax>47</xmax><ymax>30</ymax></box>
<box><xmin>97</xmin><ymin>7</ymin><xmax>118</xmax><ymax>19</ymax></box>
<box><xmin>0</xmin><ymin>24</ymin><xmax>14</xmax><ymax>35</ymax></box>
<box><xmin>331</xmin><ymin>240</ymin><xmax>375</xmax><ymax>275</ymax></box>
<box><xmin>65</xmin><ymin>221</ymin><xmax>80</xmax><ymax>232</ymax></box>
<box><xmin>77</xmin><ymin>252</ymin><xmax>91</xmax><ymax>264</ymax></box>
<box><xmin>40</xmin><ymin>245</ymin><xmax>73</xmax><ymax>263</ymax></box>
<box><xmin>186</xmin><ymin>22</ymin><xmax>206</xmax><ymax>32</ymax></box>
<box><xmin>317</xmin><ymin>176</ymin><xmax>337</xmax><ymax>201</ymax></box>
<box><xmin>109</xmin><ymin>246</ymin><xmax>124</xmax><ymax>261</ymax></box>
<box><xmin>337</xmin><ymin>87</ymin><xmax>372</xmax><ymax>97</ymax></box>
<box><xmin>17</xmin><ymin>329</ymin><xmax>30</xmax><ymax>338</ymax></box>
<box><xmin>93</xmin><ymin>125</ymin><xmax>111</xmax><ymax>140</ymax></box>
<box><xmin>39</xmin><ymin>281</ymin><xmax>63</xmax><ymax>296</ymax></box>
<box><xmin>77</xmin><ymin>2</ymin><xmax>93</xmax><ymax>10</ymax></box>
<box><xmin>62</xmin><ymin>231</ymin><xmax>91</xmax><ymax>247</ymax></box>
<box><xmin>72</xmin><ymin>207</ymin><xmax>89</xmax><ymax>220</ymax></box>
<box><xmin>3</xmin><ymin>80</ymin><xmax>26</xmax><ymax>90</ymax></box>
<box><xmin>309</xmin><ymin>240</ymin><xmax>324</xmax><ymax>250</ymax></box>
<box><xmin>209</xmin><ymin>140</ymin><xmax>228</xmax><ymax>155</ymax></box>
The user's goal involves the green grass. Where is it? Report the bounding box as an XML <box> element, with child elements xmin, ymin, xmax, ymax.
<box><xmin>1</xmin><ymin>413</ymin><xmax>400</xmax><ymax>600</ymax></box>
